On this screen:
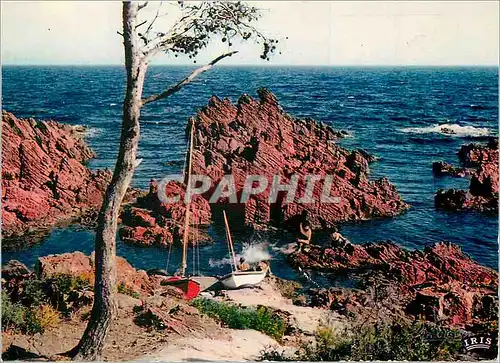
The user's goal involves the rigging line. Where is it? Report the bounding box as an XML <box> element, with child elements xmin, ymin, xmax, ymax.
<box><xmin>194</xmin><ymin>219</ymin><xmax>198</xmax><ymax>275</ymax></box>
<box><xmin>197</xmin><ymin>223</ymin><xmax>201</xmax><ymax>276</ymax></box>
<box><xmin>166</xmin><ymin>240</ymin><xmax>173</xmax><ymax>273</ymax></box>
<box><xmin>197</xmin><ymin>225</ymin><xmax>201</xmax><ymax>275</ymax></box>
<box><xmin>193</xmin><ymin>225</ymin><xmax>200</xmax><ymax>275</ymax></box>
<box><xmin>298</xmin><ymin>266</ymin><xmax>320</xmax><ymax>288</ymax></box>
<box><xmin>192</xmin><ymin>234</ymin><xmax>195</xmax><ymax>276</ymax></box>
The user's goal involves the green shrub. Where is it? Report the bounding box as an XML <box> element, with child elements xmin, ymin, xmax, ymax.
<box><xmin>258</xmin><ymin>345</ymin><xmax>294</xmax><ymax>361</ymax></box>
<box><xmin>274</xmin><ymin>278</ymin><xmax>302</xmax><ymax>299</ymax></box>
<box><xmin>117</xmin><ymin>283</ymin><xmax>140</xmax><ymax>299</ymax></box>
<box><xmin>23</xmin><ymin>309</ymin><xmax>44</xmax><ymax>335</ymax></box>
<box><xmin>18</xmin><ymin>273</ymin><xmax>92</xmax><ymax>313</ymax></box>
<box><xmin>192</xmin><ymin>298</ymin><xmax>286</xmax><ymax>340</ymax></box>
<box><xmin>1</xmin><ymin>292</ymin><xmax>60</xmax><ymax>335</ymax></box>
<box><xmin>50</xmin><ymin>273</ymin><xmax>91</xmax><ymax>293</ymax></box>
<box><xmin>43</xmin><ymin>273</ymin><xmax>92</xmax><ymax>314</ymax></box>
<box><xmin>3</xmin><ymin>273</ymin><xmax>92</xmax><ymax>334</ymax></box>
<box><xmin>258</xmin><ymin>320</ymin><xmax>462</xmax><ymax>361</ymax></box>
<box><xmin>20</xmin><ymin>279</ymin><xmax>48</xmax><ymax>306</ymax></box>
<box><xmin>1</xmin><ymin>291</ymin><xmax>26</xmax><ymax>331</ymax></box>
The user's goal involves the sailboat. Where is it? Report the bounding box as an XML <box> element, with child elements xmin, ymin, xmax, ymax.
<box><xmin>158</xmin><ymin>119</ymin><xmax>217</xmax><ymax>300</ymax></box>
<box><xmin>218</xmin><ymin>210</ymin><xmax>270</xmax><ymax>289</ymax></box>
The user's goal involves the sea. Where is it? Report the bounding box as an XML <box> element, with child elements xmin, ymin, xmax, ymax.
<box><xmin>2</xmin><ymin>66</ymin><xmax>498</xmax><ymax>285</ymax></box>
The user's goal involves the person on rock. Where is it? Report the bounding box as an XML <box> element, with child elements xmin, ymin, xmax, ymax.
<box><xmin>296</xmin><ymin>210</ymin><xmax>312</xmax><ymax>251</ymax></box>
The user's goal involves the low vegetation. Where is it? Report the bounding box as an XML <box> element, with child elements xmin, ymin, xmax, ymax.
<box><xmin>117</xmin><ymin>283</ymin><xmax>140</xmax><ymax>299</ymax></box>
<box><xmin>259</xmin><ymin>320</ymin><xmax>463</xmax><ymax>361</ymax></box>
<box><xmin>2</xmin><ymin>273</ymin><xmax>92</xmax><ymax>335</ymax></box>
<box><xmin>273</xmin><ymin>277</ymin><xmax>302</xmax><ymax>300</ymax></box>
<box><xmin>192</xmin><ymin>297</ymin><xmax>286</xmax><ymax>340</ymax></box>
<box><xmin>2</xmin><ymin>291</ymin><xmax>61</xmax><ymax>334</ymax></box>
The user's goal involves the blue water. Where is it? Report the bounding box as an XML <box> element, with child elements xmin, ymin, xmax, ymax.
<box><xmin>2</xmin><ymin>66</ymin><xmax>498</xmax><ymax>278</ymax></box>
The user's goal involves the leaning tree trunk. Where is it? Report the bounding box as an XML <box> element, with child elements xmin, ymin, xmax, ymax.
<box><xmin>70</xmin><ymin>2</ymin><xmax>147</xmax><ymax>360</ymax></box>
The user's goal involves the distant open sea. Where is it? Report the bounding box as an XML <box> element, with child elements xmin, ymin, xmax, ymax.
<box><xmin>2</xmin><ymin>66</ymin><xmax>498</xmax><ymax>283</ymax></box>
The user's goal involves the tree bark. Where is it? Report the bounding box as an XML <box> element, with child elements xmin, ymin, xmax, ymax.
<box><xmin>70</xmin><ymin>2</ymin><xmax>147</xmax><ymax>360</ymax></box>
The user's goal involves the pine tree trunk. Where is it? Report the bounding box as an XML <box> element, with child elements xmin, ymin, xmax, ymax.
<box><xmin>70</xmin><ymin>2</ymin><xmax>147</xmax><ymax>360</ymax></box>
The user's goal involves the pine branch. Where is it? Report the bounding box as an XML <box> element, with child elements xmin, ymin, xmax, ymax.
<box><xmin>141</xmin><ymin>51</ymin><xmax>238</xmax><ymax>106</ymax></box>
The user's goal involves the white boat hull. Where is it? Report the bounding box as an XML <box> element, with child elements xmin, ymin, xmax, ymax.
<box><xmin>219</xmin><ymin>268</ymin><xmax>268</xmax><ymax>289</ymax></box>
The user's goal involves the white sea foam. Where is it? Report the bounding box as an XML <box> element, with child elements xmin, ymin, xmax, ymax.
<box><xmin>208</xmin><ymin>256</ymin><xmax>234</xmax><ymax>268</ymax></box>
<box><xmin>240</xmin><ymin>243</ymin><xmax>272</xmax><ymax>264</ymax></box>
<box><xmin>208</xmin><ymin>242</ymin><xmax>271</xmax><ymax>268</ymax></box>
<box><xmin>84</xmin><ymin>127</ymin><xmax>103</xmax><ymax>138</ymax></box>
<box><xmin>400</xmin><ymin>123</ymin><xmax>492</xmax><ymax>137</ymax></box>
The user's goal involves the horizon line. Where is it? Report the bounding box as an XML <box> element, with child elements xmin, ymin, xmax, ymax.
<box><xmin>2</xmin><ymin>63</ymin><xmax>499</xmax><ymax>68</ymax></box>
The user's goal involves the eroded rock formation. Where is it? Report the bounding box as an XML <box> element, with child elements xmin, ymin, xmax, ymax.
<box><xmin>119</xmin><ymin>180</ymin><xmax>211</xmax><ymax>247</ymax></box>
<box><xmin>288</xmin><ymin>233</ymin><xmax>498</xmax><ymax>328</ymax></box>
<box><xmin>191</xmin><ymin>89</ymin><xmax>409</xmax><ymax>228</ymax></box>
<box><xmin>1</xmin><ymin>111</ymin><xmax>111</xmax><ymax>245</ymax></box>
<box><xmin>434</xmin><ymin>138</ymin><xmax>498</xmax><ymax>213</ymax></box>
<box><xmin>120</xmin><ymin>89</ymin><xmax>408</xmax><ymax>247</ymax></box>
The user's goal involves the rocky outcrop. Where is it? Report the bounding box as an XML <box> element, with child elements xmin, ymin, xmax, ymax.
<box><xmin>432</xmin><ymin>162</ymin><xmax>470</xmax><ymax>177</ymax></box>
<box><xmin>434</xmin><ymin>138</ymin><xmax>498</xmax><ymax>213</ymax></box>
<box><xmin>1</xmin><ymin>111</ymin><xmax>111</xmax><ymax>245</ymax></box>
<box><xmin>119</xmin><ymin>180</ymin><xmax>211</xmax><ymax>247</ymax></box>
<box><xmin>288</xmin><ymin>233</ymin><xmax>498</xmax><ymax>328</ymax></box>
<box><xmin>35</xmin><ymin>251</ymin><xmax>153</xmax><ymax>296</ymax></box>
<box><xmin>458</xmin><ymin>138</ymin><xmax>498</xmax><ymax>167</ymax></box>
<box><xmin>120</xmin><ymin>90</ymin><xmax>408</xmax><ymax>247</ymax></box>
<box><xmin>189</xmin><ymin>89</ymin><xmax>408</xmax><ymax>228</ymax></box>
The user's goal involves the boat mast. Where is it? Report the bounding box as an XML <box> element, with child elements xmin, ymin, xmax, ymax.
<box><xmin>222</xmin><ymin>210</ymin><xmax>239</xmax><ymax>271</ymax></box>
<box><xmin>180</xmin><ymin>119</ymin><xmax>195</xmax><ymax>276</ymax></box>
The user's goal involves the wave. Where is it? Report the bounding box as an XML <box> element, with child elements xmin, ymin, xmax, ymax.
<box><xmin>83</xmin><ymin>127</ymin><xmax>103</xmax><ymax>138</ymax></box>
<box><xmin>399</xmin><ymin>123</ymin><xmax>492</xmax><ymax>138</ymax></box>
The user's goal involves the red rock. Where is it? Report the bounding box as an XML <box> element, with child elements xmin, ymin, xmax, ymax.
<box><xmin>119</xmin><ymin>90</ymin><xmax>408</xmax><ymax>245</ymax></box>
<box><xmin>119</xmin><ymin>180</ymin><xmax>211</xmax><ymax>247</ymax></box>
<box><xmin>432</xmin><ymin>162</ymin><xmax>470</xmax><ymax>177</ymax></box>
<box><xmin>35</xmin><ymin>251</ymin><xmax>152</xmax><ymax>295</ymax></box>
<box><xmin>1</xmin><ymin>260</ymin><xmax>31</xmax><ymax>280</ymax></box>
<box><xmin>1</xmin><ymin>111</ymin><xmax>111</xmax><ymax>242</ymax></box>
<box><xmin>289</xmin><ymin>234</ymin><xmax>498</xmax><ymax>327</ymax></box>
<box><xmin>189</xmin><ymin>89</ymin><xmax>408</xmax><ymax>228</ymax></box>
<box><xmin>458</xmin><ymin>140</ymin><xmax>498</xmax><ymax>167</ymax></box>
<box><xmin>36</xmin><ymin>251</ymin><xmax>93</xmax><ymax>277</ymax></box>
<box><xmin>434</xmin><ymin>139</ymin><xmax>498</xmax><ymax>213</ymax></box>
<box><xmin>435</xmin><ymin>189</ymin><xmax>469</xmax><ymax>211</ymax></box>
<box><xmin>470</xmin><ymin>162</ymin><xmax>498</xmax><ymax>197</ymax></box>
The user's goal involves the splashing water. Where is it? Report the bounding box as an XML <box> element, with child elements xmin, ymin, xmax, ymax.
<box><xmin>208</xmin><ymin>256</ymin><xmax>234</xmax><ymax>268</ymax></box>
<box><xmin>209</xmin><ymin>241</ymin><xmax>272</xmax><ymax>268</ymax></box>
<box><xmin>240</xmin><ymin>242</ymin><xmax>272</xmax><ymax>264</ymax></box>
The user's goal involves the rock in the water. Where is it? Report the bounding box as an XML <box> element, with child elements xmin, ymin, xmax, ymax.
<box><xmin>1</xmin><ymin>111</ymin><xmax>111</xmax><ymax>245</ymax></box>
<box><xmin>288</xmin><ymin>234</ymin><xmax>498</xmax><ymax>327</ymax></box>
<box><xmin>119</xmin><ymin>180</ymin><xmax>212</xmax><ymax>247</ymax></box>
<box><xmin>432</xmin><ymin>161</ymin><xmax>470</xmax><ymax>177</ymax></box>
<box><xmin>434</xmin><ymin>139</ymin><xmax>498</xmax><ymax>213</ymax></box>
<box><xmin>189</xmin><ymin>89</ymin><xmax>408</xmax><ymax>228</ymax></box>
<box><xmin>120</xmin><ymin>90</ymin><xmax>408</xmax><ymax>246</ymax></box>
<box><xmin>458</xmin><ymin>140</ymin><xmax>498</xmax><ymax>167</ymax></box>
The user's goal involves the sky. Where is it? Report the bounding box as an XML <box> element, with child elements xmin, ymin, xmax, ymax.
<box><xmin>1</xmin><ymin>1</ymin><xmax>499</xmax><ymax>66</ymax></box>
